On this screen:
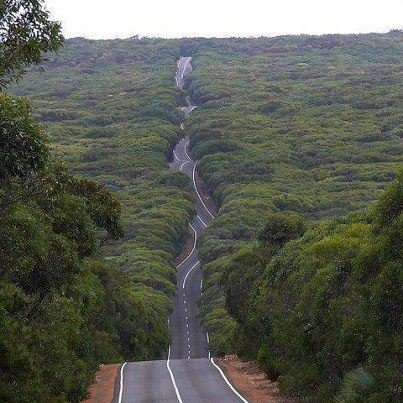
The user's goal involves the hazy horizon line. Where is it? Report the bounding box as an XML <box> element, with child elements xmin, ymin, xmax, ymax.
<box><xmin>62</xmin><ymin>28</ymin><xmax>402</xmax><ymax>41</ymax></box>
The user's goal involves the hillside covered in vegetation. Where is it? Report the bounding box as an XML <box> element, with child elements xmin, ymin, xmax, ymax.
<box><xmin>182</xmin><ymin>32</ymin><xmax>402</xmax><ymax>400</ymax></box>
<box><xmin>12</xmin><ymin>38</ymin><xmax>196</xmax><ymax>363</ymax></box>
<box><xmin>2</xmin><ymin>11</ymin><xmax>196</xmax><ymax>399</ymax></box>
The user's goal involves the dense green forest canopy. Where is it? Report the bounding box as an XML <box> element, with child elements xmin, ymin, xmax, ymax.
<box><xmin>11</xmin><ymin>35</ymin><xmax>198</xmax><ymax>331</ymax></box>
<box><xmin>12</xmin><ymin>39</ymin><xmax>196</xmax><ymax>327</ymax></box>
<box><xmin>181</xmin><ymin>32</ymin><xmax>402</xmax><ymax>400</ymax></box>
<box><xmin>2</xmin><ymin>10</ymin><xmax>195</xmax><ymax>398</ymax></box>
<box><xmin>0</xmin><ymin>94</ymin><xmax>125</xmax><ymax>399</ymax></box>
<box><xmin>219</xmin><ymin>175</ymin><xmax>402</xmax><ymax>400</ymax></box>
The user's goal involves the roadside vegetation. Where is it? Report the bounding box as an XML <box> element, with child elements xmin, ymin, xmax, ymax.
<box><xmin>11</xmin><ymin>36</ymin><xmax>197</xmax><ymax>361</ymax></box>
<box><xmin>183</xmin><ymin>33</ymin><xmax>402</xmax><ymax>400</ymax></box>
<box><xmin>1</xmin><ymin>2</ymin><xmax>193</xmax><ymax>400</ymax></box>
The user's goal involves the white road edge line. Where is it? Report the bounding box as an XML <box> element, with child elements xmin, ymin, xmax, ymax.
<box><xmin>180</xmin><ymin>160</ymin><xmax>190</xmax><ymax>171</ymax></box>
<box><xmin>177</xmin><ymin>224</ymin><xmax>197</xmax><ymax>268</ymax></box>
<box><xmin>117</xmin><ymin>362</ymin><xmax>127</xmax><ymax>403</ymax></box>
<box><xmin>192</xmin><ymin>164</ymin><xmax>215</xmax><ymax>219</ymax></box>
<box><xmin>167</xmin><ymin>347</ymin><xmax>184</xmax><ymax>403</ymax></box>
<box><xmin>182</xmin><ymin>261</ymin><xmax>200</xmax><ymax>289</ymax></box>
<box><xmin>184</xmin><ymin>144</ymin><xmax>191</xmax><ymax>160</ymax></box>
<box><xmin>197</xmin><ymin>214</ymin><xmax>208</xmax><ymax>227</ymax></box>
<box><xmin>210</xmin><ymin>358</ymin><xmax>249</xmax><ymax>403</ymax></box>
<box><xmin>173</xmin><ymin>150</ymin><xmax>179</xmax><ymax>160</ymax></box>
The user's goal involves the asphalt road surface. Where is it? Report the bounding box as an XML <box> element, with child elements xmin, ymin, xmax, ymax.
<box><xmin>116</xmin><ymin>57</ymin><xmax>247</xmax><ymax>403</ymax></box>
<box><xmin>168</xmin><ymin>134</ymin><xmax>213</xmax><ymax>360</ymax></box>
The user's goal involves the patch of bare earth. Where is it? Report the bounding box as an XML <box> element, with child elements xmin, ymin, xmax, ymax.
<box><xmin>194</xmin><ymin>171</ymin><xmax>218</xmax><ymax>216</ymax></box>
<box><xmin>175</xmin><ymin>226</ymin><xmax>195</xmax><ymax>265</ymax></box>
<box><xmin>82</xmin><ymin>364</ymin><xmax>120</xmax><ymax>403</ymax></box>
<box><xmin>217</xmin><ymin>355</ymin><xmax>294</xmax><ymax>403</ymax></box>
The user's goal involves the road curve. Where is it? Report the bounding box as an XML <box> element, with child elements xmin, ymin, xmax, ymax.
<box><xmin>116</xmin><ymin>57</ymin><xmax>247</xmax><ymax>403</ymax></box>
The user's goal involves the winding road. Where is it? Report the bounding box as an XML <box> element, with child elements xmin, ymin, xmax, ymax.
<box><xmin>116</xmin><ymin>57</ymin><xmax>248</xmax><ymax>403</ymax></box>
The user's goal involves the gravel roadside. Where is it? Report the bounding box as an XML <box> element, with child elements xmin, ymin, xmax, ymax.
<box><xmin>217</xmin><ymin>355</ymin><xmax>294</xmax><ymax>403</ymax></box>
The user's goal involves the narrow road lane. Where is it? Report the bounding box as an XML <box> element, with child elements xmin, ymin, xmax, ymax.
<box><xmin>117</xmin><ymin>57</ymin><xmax>247</xmax><ymax>403</ymax></box>
<box><xmin>169</xmin><ymin>134</ymin><xmax>214</xmax><ymax>360</ymax></box>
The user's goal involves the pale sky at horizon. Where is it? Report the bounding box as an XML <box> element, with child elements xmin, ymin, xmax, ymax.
<box><xmin>45</xmin><ymin>0</ymin><xmax>402</xmax><ymax>39</ymax></box>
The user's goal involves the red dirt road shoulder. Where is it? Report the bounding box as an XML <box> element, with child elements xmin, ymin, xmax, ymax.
<box><xmin>175</xmin><ymin>225</ymin><xmax>195</xmax><ymax>265</ymax></box>
<box><xmin>217</xmin><ymin>355</ymin><xmax>294</xmax><ymax>403</ymax></box>
<box><xmin>195</xmin><ymin>171</ymin><xmax>218</xmax><ymax>217</ymax></box>
<box><xmin>82</xmin><ymin>364</ymin><xmax>120</xmax><ymax>403</ymax></box>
